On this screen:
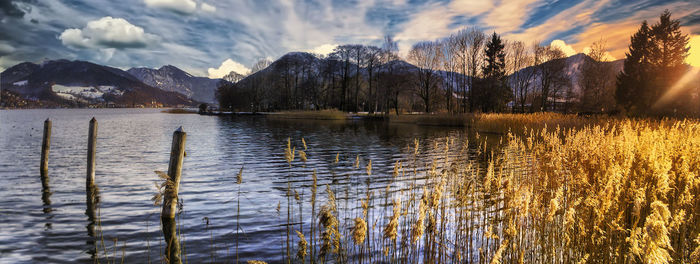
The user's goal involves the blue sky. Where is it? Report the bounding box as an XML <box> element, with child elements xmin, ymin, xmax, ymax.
<box><xmin>0</xmin><ymin>0</ymin><xmax>698</xmax><ymax>77</ymax></box>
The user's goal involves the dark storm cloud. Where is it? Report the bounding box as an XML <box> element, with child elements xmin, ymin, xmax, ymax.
<box><xmin>0</xmin><ymin>0</ymin><xmax>34</xmax><ymax>18</ymax></box>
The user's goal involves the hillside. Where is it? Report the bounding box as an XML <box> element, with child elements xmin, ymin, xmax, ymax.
<box><xmin>0</xmin><ymin>60</ymin><xmax>194</xmax><ymax>107</ymax></box>
<box><xmin>127</xmin><ymin>65</ymin><xmax>222</xmax><ymax>104</ymax></box>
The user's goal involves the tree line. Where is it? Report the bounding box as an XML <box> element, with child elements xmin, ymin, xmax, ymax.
<box><xmin>217</xmin><ymin>11</ymin><xmax>695</xmax><ymax>116</ymax></box>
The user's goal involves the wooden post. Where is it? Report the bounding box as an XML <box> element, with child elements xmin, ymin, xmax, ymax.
<box><xmin>40</xmin><ymin>118</ymin><xmax>51</xmax><ymax>174</ymax></box>
<box><xmin>86</xmin><ymin>117</ymin><xmax>97</xmax><ymax>190</ymax></box>
<box><xmin>162</xmin><ymin>126</ymin><xmax>186</xmax><ymax>264</ymax></box>
<box><xmin>85</xmin><ymin>117</ymin><xmax>99</xmax><ymax>260</ymax></box>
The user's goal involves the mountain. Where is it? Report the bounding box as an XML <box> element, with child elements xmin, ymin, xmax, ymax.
<box><xmin>222</xmin><ymin>71</ymin><xmax>247</xmax><ymax>83</ymax></box>
<box><xmin>509</xmin><ymin>53</ymin><xmax>624</xmax><ymax>97</ymax></box>
<box><xmin>1</xmin><ymin>60</ymin><xmax>194</xmax><ymax>107</ymax></box>
<box><xmin>127</xmin><ymin>65</ymin><xmax>222</xmax><ymax>104</ymax></box>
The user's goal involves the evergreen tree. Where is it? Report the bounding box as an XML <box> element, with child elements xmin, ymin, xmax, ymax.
<box><xmin>616</xmin><ymin>10</ymin><xmax>689</xmax><ymax>114</ymax></box>
<box><xmin>479</xmin><ymin>32</ymin><xmax>511</xmax><ymax>112</ymax></box>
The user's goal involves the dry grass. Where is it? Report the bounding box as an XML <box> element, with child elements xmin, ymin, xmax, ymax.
<box><xmin>279</xmin><ymin>115</ymin><xmax>699</xmax><ymax>264</ymax></box>
<box><xmin>140</xmin><ymin>113</ymin><xmax>700</xmax><ymax>263</ymax></box>
<box><xmin>386</xmin><ymin>113</ymin><xmax>473</xmax><ymax>127</ymax></box>
<box><xmin>472</xmin><ymin>112</ymin><xmax>613</xmax><ymax>134</ymax></box>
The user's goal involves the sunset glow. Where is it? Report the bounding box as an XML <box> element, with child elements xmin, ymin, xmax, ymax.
<box><xmin>687</xmin><ymin>35</ymin><xmax>700</xmax><ymax>67</ymax></box>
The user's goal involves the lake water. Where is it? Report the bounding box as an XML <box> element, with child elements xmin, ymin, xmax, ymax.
<box><xmin>0</xmin><ymin>109</ymin><xmax>492</xmax><ymax>263</ymax></box>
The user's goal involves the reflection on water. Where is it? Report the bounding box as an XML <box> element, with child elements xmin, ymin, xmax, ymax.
<box><xmin>85</xmin><ymin>184</ymin><xmax>99</xmax><ymax>261</ymax></box>
<box><xmin>0</xmin><ymin>109</ymin><xmax>499</xmax><ymax>263</ymax></box>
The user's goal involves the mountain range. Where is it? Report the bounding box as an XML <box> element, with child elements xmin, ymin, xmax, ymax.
<box><xmin>1</xmin><ymin>52</ymin><xmax>625</xmax><ymax>108</ymax></box>
<box><xmin>0</xmin><ymin>60</ymin><xmax>231</xmax><ymax>107</ymax></box>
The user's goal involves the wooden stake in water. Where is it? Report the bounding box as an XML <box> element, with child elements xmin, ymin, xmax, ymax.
<box><xmin>85</xmin><ymin>117</ymin><xmax>99</xmax><ymax>260</ymax></box>
<box><xmin>40</xmin><ymin>118</ymin><xmax>51</xmax><ymax>174</ymax></box>
<box><xmin>86</xmin><ymin>117</ymin><xmax>97</xmax><ymax>190</ymax></box>
<box><xmin>162</xmin><ymin>126</ymin><xmax>186</xmax><ymax>264</ymax></box>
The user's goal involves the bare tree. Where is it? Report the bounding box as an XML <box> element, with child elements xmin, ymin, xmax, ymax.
<box><xmin>453</xmin><ymin>28</ymin><xmax>485</xmax><ymax>112</ymax></box>
<box><xmin>408</xmin><ymin>41</ymin><xmax>442</xmax><ymax>113</ymax></box>
<box><xmin>440</xmin><ymin>35</ymin><xmax>458</xmax><ymax>113</ymax></box>
<box><xmin>534</xmin><ymin>44</ymin><xmax>569</xmax><ymax>111</ymax></box>
<box><xmin>249</xmin><ymin>58</ymin><xmax>272</xmax><ymax>111</ymax></box>
<box><xmin>507</xmin><ymin>41</ymin><xmax>536</xmax><ymax>112</ymax></box>
<box><xmin>364</xmin><ymin>46</ymin><xmax>381</xmax><ymax>113</ymax></box>
<box><xmin>466</xmin><ymin>28</ymin><xmax>485</xmax><ymax>112</ymax></box>
<box><xmin>579</xmin><ymin>39</ymin><xmax>616</xmax><ymax>112</ymax></box>
<box><xmin>330</xmin><ymin>45</ymin><xmax>354</xmax><ymax>111</ymax></box>
<box><xmin>352</xmin><ymin>45</ymin><xmax>364</xmax><ymax>112</ymax></box>
<box><xmin>378</xmin><ymin>35</ymin><xmax>406</xmax><ymax>114</ymax></box>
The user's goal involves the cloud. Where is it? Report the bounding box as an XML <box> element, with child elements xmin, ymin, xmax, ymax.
<box><xmin>59</xmin><ymin>16</ymin><xmax>158</xmax><ymax>49</ymax></box>
<box><xmin>144</xmin><ymin>0</ymin><xmax>216</xmax><ymax>15</ymax></box>
<box><xmin>395</xmin><ymin>3</ymin><xmax>454</xmax><ymax>42</ymax></box>
<box><xmin>0</xmin><ymin>0</ymin><xmax>33</xmax><ymax>18</ymax></box>
<box><xmin>523</xmin><ymin>0</ymin><xmax>699</xmax><ymax>60</ymax></box>
<box><xmin>307</xmin><ymin>44</ymin><xmax>337</xmax><ymax>56</ymax></box>
<box><xmin>201</xmin><ymin>3</ymin><xmax>216</xmax><ymax>13</ymax></box>
<box><xmin>208</xmin><ymin>59</ymin><xmax>251</xmax><ymax>79</ymax></box>
<box><xmin>0</xmin><ymin>57</ymin><xmax>19</xmax><ymax>72</ymax></box>
<box><xmin>0</xmin><ymin>42</ymin><xmax>16</xmax><ymax>55</ymax></box>
<box><xmin>144</xmin><ymin>0</ymin><xmax>196</xmax><ymax>14</ymax></box>
<box><xmin>550</xmin><ymin>39</ymin><xmax>617</xmax><ymax>60</ymax></box>
<box><xmin>570</xmin><ymin>21</ymin><xmax>639</xmax><ymax>60</ymax></box>
<box><xmin>393</xmin><ymin>0</ymin><xmax>535</xmax><ymax>56</ymax></box>
<box><xmin>550</xmin><ymin>40</ymin><xmax>577</xmax><ymax>57</ymax></box>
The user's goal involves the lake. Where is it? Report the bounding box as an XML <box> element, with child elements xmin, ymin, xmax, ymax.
<box><xmin>0</xmin><ymin>108</ymin><xmax>493</xmax><ymax>263</ymax></box>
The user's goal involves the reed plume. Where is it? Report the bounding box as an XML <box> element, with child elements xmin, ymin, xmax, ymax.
<box><xmin>351</xmin><ymin>217</ymin><xmax>367</xmax><ymax>245</ymax></box>
<box><xmin>296</xmin><ymin>230</ymin><xmax>308</xmax><ymax>262</ymax></box>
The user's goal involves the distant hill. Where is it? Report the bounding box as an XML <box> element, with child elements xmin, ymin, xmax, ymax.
<box><xmin>509</xmin><ymin>53</ymin><xmax>625</xmax><ymax>96</ymax></box>
<box><xmin>127</xmin><ymin>65</ymin><xmax>222</xmax><ymax>104</ymax></box>
<box><xmin>1</xmin><ymin>60</ymin><xmax>194</xmax><ymax>107</ymax></box>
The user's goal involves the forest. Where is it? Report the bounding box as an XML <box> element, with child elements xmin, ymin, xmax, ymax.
<box><xmin>216</xmin><ymin>11</ymin><xmax>698</xmax><ymax>117</ymax></box>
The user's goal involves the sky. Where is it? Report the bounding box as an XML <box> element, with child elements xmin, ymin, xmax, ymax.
<box><xmin>0</xmin><ymin>0</ymin><xmax>699</xmax><ymax>78</ymax></box>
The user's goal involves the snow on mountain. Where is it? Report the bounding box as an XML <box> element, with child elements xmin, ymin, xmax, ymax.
<box><xmin>0</xmin><ymin>60</ymin><xmax>193</xmax><ymax>106</ymax></box>
<box><xmin>127</xmin><ymin>65</ymin><xmax>221</xmax><ymax>104</ymax></box>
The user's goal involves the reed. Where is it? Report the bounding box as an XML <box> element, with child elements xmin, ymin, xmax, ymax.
<box><xmin>95</xmin><ymin>114</ymin><xmax>700</xmax><ymax>263</ymax></box>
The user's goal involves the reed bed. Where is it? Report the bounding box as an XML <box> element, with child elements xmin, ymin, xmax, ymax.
<box><xmin>386</xmin><ymin>113</ymin><xmax>473</xmax><ymax>127</ymax></box>
<box><xmin>117</xmin><ymin>113</ymin><xmax>700</xmax><ymax>264</ymax></box>
<box><xmin>471</xmin><ymin>112</ymin><xmax>615</xmax><ymax>134</ymax></box>
<box><xmin>266</xmin><ymin>117</ymin><xmax>700</xmax><ymax>264</ymax></box>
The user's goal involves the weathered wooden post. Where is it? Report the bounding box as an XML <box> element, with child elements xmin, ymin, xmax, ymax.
<box><xmin>86</xmin><ymin>117</ymin><xmax>97</xmax><ymax>190</ymax></box>
<box><xmin>40</xmin><ymin>118</ymin><xmax>51</xmax><ymax>175</ymax></box>
<box><xmin>85</xmin><ymin>117</ymin><xmax>99</xmax><ymax>260</ymax></box>
<box><xmin>162</xmin><ymin>126</ymin><xmax>186</xmax><ymax>264</ymax></box>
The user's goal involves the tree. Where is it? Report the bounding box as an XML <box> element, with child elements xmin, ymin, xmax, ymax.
<box><xmin>478</xmin><ymin>32</ymin><xmax>511</xmax><ymax>112</ymax></box>
<box><xmin>616</xmin><ymin>10</ymin><xmax>690</xmax><ymax>114</ymax></box>
<box><xmin>453</xmin><ymin>28</ymin><xmax>485</xmax><ymax>112</ymax></box>
<box><xmin>534</xmin><ymin>44</ymin><xmax>569</xmax><ymax>111</ymax></box>
<box><xmin>466</xmin><ymin>29</ymin><xmax>486</xmax><ymax>112</ymax></box>
<box><xmin>364</xmin><ymin>46</ymin><xmax>381</xmax><ymax>113</ymax></box>
<box><xmin>579</xmin><ymin>39</ymin><xmax>616</xmax><ymax>112</ymax></box>
<box><xmin>616</xmin><ymin>21</ymin><xmax>654</xmax><ymax>113</ymax></box>
<box><xmin>330</xmin><ymin>45</ymin><xmax>354</xmax><ymax>111</ymax></box>
<box><xmin>508</xmin><ymin>41</ymin><xmax>536</xmax><ymax>112</ymax></box>
<box><xmin>352</xmin><ymin>45</ymin><xmax>364</xmax><ymax>112</ymax></box>
<box><xmin>249</xmin><ymin>58</ymin><xmax>272</xmax><ymax>112</ymax></box>
<box><xmin>378</xmin><ymin>35</ymin><xmax>407</xmax><ymax>115</ymax></box>
<box><xmin>440</xmin><ymin>35</ymin><xmax>459</xmax><ymax>113</ymax></box>
<box><xmin>408</xmin><ymin>41</ymin><xmax>442</xmax><ymax>113</ymax></box>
